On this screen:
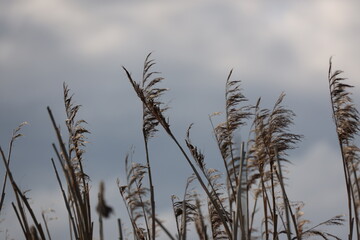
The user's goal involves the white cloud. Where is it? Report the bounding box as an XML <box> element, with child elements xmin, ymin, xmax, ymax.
<box><xmin>1</xmin><ymin>1</ymin><xmax>200</xmax><ymax>58</ymax></box>
<box><xmin>3</xmin><ymin>0</ymin><xmax>126</xmax><ymax>57</ymax></box>
<box><xmin>2</xmin><ymin>0</ymin><xmax>359</xmax><ymax>84</ymax></box>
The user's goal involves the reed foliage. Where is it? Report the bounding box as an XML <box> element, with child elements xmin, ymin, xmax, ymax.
<box><xmin>1</xmin><ymin>55</ymin><xmax>359</xmax><ymax>239</ymax></box>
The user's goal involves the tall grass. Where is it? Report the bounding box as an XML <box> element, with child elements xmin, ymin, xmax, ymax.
<box><xmin>0</xmin><ymin>54</ymin><xmax>358</xmax><ymax>239</ymax></box>
<box><xmin>328</xmin><ymin>57</ymin><xmax>360</xmax><ymax>239</ymax></box>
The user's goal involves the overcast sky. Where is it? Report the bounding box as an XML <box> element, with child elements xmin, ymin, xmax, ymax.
<box><xmin>1</xmin><ymin>1</ymin><xmax>360</xmax><ymax>239</ymax></box>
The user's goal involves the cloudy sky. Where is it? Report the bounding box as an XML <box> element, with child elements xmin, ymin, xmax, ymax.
<box><xmin>1</xmin><ymin>1</ymin><xmax>360</xmax><ymax>239</ymax></box>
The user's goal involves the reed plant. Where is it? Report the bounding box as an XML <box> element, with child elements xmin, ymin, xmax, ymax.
<box><xmin>0</xmin><ymin>54</ymin><xmax>358</xmax><ymax>239</ymax></box>
<box><xmin>328</xmin><ymin>57</ymin><xmax>360</xmax><ymax>239</ymax></box>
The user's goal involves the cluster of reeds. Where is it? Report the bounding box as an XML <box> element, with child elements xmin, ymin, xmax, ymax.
<box><xmin>0</xmin><ymin>122</ymin><xmax>49</xmax><ymax>240</ymax></box>
<box><xmin>0</xmin><ymin>54</ymin><xmax>358</xmax><ymax>239</ymax></box>
<box><xmin>0</xmin><ymin>83</ymin><xmax>96</xmax><ymax>240</ymax></box>
<box><xmin>120</xmin><ymin>54</ymin><xmax>348</xmax><ymax>240</ymax></box>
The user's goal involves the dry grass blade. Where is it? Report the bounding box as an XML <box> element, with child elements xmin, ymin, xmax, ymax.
<box><xmin>0</xmin><ymin>123</ymin><xmax>47</xmax><ymax>240</ymax></box>
<box><xmin>212</xmin><ymin>70</ymin><xmax>251</xmax><ymax>205</ymax></box>
<box><xmin>233</xmin><ymin>142</ymin><xmax>248</xmax><ymax>240</ymax></box>
<box><xmin>139</xmin><ymin>52</ymin><xmax>169</xmax><ymax>239</ymax></box>
<box><xmin>246</xmin><ymin>94</ymin><xmax>302</xmax><ymax>239</ymax></box>
<box><xmin>186</xmin><ymin>124</ymin><xmax>205</xmax><ymax>170</ymax></box>
<box><xmin>117</xmin><ymin>218</ymin><xmax>124</xmax><ymax>240</ymax></box>
<box><xmin>123</xmin><ymin>66</ymin><xmax>171</xmax><ymax>136</ymax></box>
<box><xmin>185</xmin><ymin>125</ymin><xmax>232</xmax><ymax>230</ymax></box>
<box><xmin>124</xmin><ymin>55</ymin><xmax>233</xmax><ymax>239</ymax></box>
<box><xmin>63</xmin><ymin>83</ymin><xmax>90</xmax><ymax>191</ymax></box>
<box><xmin>171</xmin><ymin>175</ymin><xmax>197</xmax><ymax>240</ymax></box>
<box><xmin>47</xmin><ymin>84</ymin><xmax>92</xmax><ymax>239</ymax></box>
<box><xmin>300</xmin><ymin>214</ymin><xmax>345</xmax><ymax>239</ymax></box>
<box><xmin>117</xmin><ymin>151</ymin><xmax>150</xmax><ymax>240</ymax></box>
<box><xmin>1</xmin><ymin>147</ymin><xmax>46</xmax><ymax>240</ymax></box>
<box><xmin>328</xmin><ymin>57</ymin><xmax>360</xmax><ymax>238</ymax></box>
<box><xmin>205</xmin><ymin>169</ymin><xmax>231</xmax><ymax>240</ymax></box>
<box><xmin>51</xmin><ymin>153</ymin><xmax>79</xmax><ymax>239</ymax></box>
<box><xmin>142</xmin><ymin>52</ymin><xmax>169</xmax><ymax>141</ymax></box>
<box><xmin>194</xmin><ymin>197</ymin><xmax>209</xmax><ymax>240</ymax></box>
<box><xmin>328</xmin><ymin>59</ymin><xmax>359</xmax><ymax>143</ymax></box>
<box><xmin>0</xmin><ymin>122</ymin><xmax>28</xmax><ymax>214</ymax></box>
<box><xmin>41</xmin><ymin>209</ymin><xmax>56</xmax><ymax>240</ymax></box>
